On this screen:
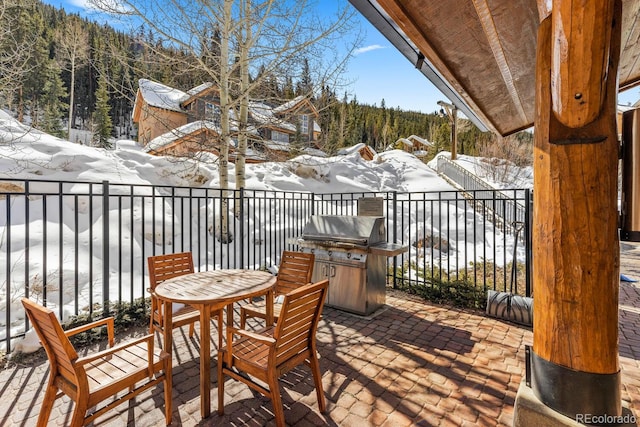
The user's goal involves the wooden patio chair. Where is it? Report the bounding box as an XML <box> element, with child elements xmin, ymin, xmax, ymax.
<box><xmin>218</xmin><ymin>279</ymin><xmax>328</xmax><ymax>427</ymax></box>
<box><xmin>21</xmin><ymin>298</ymin><xmax>172</xmax><ymax>427</ymax></box>
<box><xmin>148</xmin><ymin>251</ymin><xmax>217</xmax><ymax>338</ymax></box>
<box><xmin>239</xmin><ymin>250</ymin><xmax>315</xmax><ymax>328</ymax></box>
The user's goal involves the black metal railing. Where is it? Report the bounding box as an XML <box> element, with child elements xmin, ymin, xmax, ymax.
<box><xmin>436</xmin><ymin>156</ymin><xmax>530</xmax><ymax>230</ymax></box>
<box><xmin>312</xmin><ymin>188</ymin><xmax>532</xmax><ymax>295</ymax></box>
<box><xmin>0</xmin><ymin>178</ymin><xmax>531</xmax><ymax>352</ymax></box>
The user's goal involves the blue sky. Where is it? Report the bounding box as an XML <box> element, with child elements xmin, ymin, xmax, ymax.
<box><xmin>41</xmin><ymin>0</ymin><xmax>639</xmax><ymax>114</ymax></box>
<box><xmin>41</xmin><ymin>0</ymin><xmax>447</xmax><ymax>114</ymax></box>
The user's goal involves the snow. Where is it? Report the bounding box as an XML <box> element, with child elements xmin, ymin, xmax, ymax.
<box><xmin>186</xmin><ymin>82</ymin><xmax>215</xmax><ymax>97</ymax></box>
<box><xmin>406</xmin><ymin>135</ymin><xmax>433</xmax><ymax>147</ymax></box>
<box><xmin>249</xmin><ymin>101</ymin><xmax>297</xmax><ymax>132</ymax></box>
<box><xmin>273</xmin><ymin>95</ymin><xmax>306</xmax><ymax>113</ymax></box>
<box><xmin>136</xmin><ymin>79</ymin><xmax>189</xmax><ymax>113</ymax></box>
<box><xmin>144</xmin><ymin>120</ymin><xmax>222</xmax><ymax>153</ymax></box>
<box><xmin>429</xmin><ymin>151</ymin><xmax>533</xmax><ymax>190</ymax></box>
<box><xmin>0</xmin><ymin>108</ymin><xmax>526</xmax><ymax>353</ymax></box>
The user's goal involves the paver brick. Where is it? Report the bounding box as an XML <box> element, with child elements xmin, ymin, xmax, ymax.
<box><xmin>3</xmin><ymin>247</ymin><xmax>640</xmax><ymax>427</ymax></box>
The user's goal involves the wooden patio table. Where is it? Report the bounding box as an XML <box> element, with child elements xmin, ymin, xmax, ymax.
<box><xmin>153</xmin><ymin>269</ymin><xmax>276</xmax><ymax>419</ymax></box>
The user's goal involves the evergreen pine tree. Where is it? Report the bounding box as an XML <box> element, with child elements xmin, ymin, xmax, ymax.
<box><xmin>40</xmin><ymin>60</ymin><xmax>68</xmax><ymax>138</ymax></box>
<box><xmin>92</xmin><ymin>73</ymin><xmax>113</xmax><ymax>148</ymax></box>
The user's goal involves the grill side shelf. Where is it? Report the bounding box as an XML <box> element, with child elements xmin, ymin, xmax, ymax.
<box><xmin>368</xmin><ymin>243</ymin><xmax>409</xmax><ymax>257</ymax></box>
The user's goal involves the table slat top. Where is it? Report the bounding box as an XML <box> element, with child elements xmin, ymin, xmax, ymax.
<box><xmin>154</xmin><ymin>269</ymin><xmax>276</xmax><ymax>305</ymax></box>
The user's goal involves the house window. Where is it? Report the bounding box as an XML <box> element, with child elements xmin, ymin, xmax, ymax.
<box><xmin>300</xmin><ymin>115</ymin><xmax>309</xmax><ymax>135</ymax></box>
<box><xmin>205</xmin><ymin>102</ymin><xmax>221</xmax><ymax>125</ymax></box>
<box><xmin>271</xmin><ymin>130</ymin><xmax>289</xmax><ymax>143</ymax></box>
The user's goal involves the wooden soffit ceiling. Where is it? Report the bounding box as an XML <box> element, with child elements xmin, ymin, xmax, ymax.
<box><xmin>350</xmin><ymin>0</ymin><xmax>640</xmax><ymax>136</ymax></box>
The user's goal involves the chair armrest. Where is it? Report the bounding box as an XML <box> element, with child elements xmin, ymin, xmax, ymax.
<box><xmin>228</xmin><ymin>326</ymin><xmax>276</xmax><ymax>346</ymax></box>
<box><xmin>74</xmin><ymin>334</ymin><xmax>155</xmax><ymax>367</ymax></box>
<box><xmin>65</xmin><ymin>317</ymin><xmax>115</xmax><ymax>347</ymax></box>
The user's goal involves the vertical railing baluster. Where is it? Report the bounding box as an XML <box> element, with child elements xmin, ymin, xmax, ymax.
<box><xmin>43</xmin><ymin>194</ymin><xmax>48</xmax><ymax>307</ymax></box>
<box><xmin>239</xmin><ymin>188</ymin><xmax>245</xmax><ymax>268</ymax></box>
<box><xmin>129</xmin><ymin>185</ymin><xmax>135</xmax><ymax>298</ymax></box>
<box><xmin>88</xmin><ymin>184</ymin><xmax>94</xmax><ymax>315</ymax></box>
<box><xmin>58</xmin><ymin>182</ymin><xmax>64</xmax><ymax>319</ymax></box>
<box><xmin>102</xmin><ymin>181</ymin><xmax>110</xmax><ymax>316</ymax></box>
<box><xmin>205</xmin><ymin>189</ymin><xmax>210</xmax><ymax>269</ymax></box>
<box><xmin>5</xmin><ymin>192</ymin><xmax>11</xmax><ymax>352</ymax></box>
<box><xmin>141</xmin><ymin>192</ymin><xmax>146</xmax><ymax>292</ymax></box>
<box><xmin>74</xmin><ymin>195</ymin><xmax>79</xmax><ymax>313</ymax></box>
<box><xmin>118</xmin><ymin>194</ymin><xmax>123</xmax><ymax>303</ymax></box>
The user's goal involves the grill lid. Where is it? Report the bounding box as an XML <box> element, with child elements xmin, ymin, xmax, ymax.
<box><xmin>301</xmin><ymin>215</ymin><xmax>385</xmax><ymax>246</ymax></box>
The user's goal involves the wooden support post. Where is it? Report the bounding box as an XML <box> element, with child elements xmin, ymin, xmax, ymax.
<box><xmin>531</xmin><ymin>0</ymin><xmax>622</xmax><ymax>418</ymax></box>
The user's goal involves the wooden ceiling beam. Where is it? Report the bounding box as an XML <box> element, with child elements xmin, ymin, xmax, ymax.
<box><xmin>472</xmin><ymin>0</ymin><xmax>529</xmax><ymax>123</ymax></box>
<box><xmin>620</xmin><ymin>1</ymin><xmax>640</xmax><ymax>89</ymax></box>
<box><xmin>376</xmin><ymin>0</ymin><xmax>500</xmax><ymax>134</ymax></box>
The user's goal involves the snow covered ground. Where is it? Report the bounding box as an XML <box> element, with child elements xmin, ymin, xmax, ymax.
<box><xmin>0</xmin><ymin>110</ymin><xmax>525</xmax><ymax>352</ymax></box>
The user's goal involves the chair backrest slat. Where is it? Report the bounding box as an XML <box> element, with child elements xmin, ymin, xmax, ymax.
<box><xmin>148</xmin><ymin>252</ymin><xmax>194</xmax><ymax>290</ymax></box>
<box><xmin>275</xmin><ymin>251</ymin><xmax>315</xmax><ymax>296</ymax></box>
<box><xmin>22</xmin><ymin>299</ymin><xmax>78</xmax><ymax>386</ymax></box>
<box><xmin>274</xmin><ymin>279</ymin><xmax>327</xmax><ymax>365</ymax></box>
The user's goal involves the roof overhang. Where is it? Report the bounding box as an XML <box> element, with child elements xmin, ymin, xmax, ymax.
<box><xmin>350</xmin><ymin>0</ymin><xmax>640</xmax><ymax>137</ymax></box>
<box><xmin>350</xmin><ymin>0</ymin><xmax>492</xmax><ymax>132</ymax></box>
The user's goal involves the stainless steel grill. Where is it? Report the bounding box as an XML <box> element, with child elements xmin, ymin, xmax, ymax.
<box><xmin>295</xmin><ymin>215</ymin><xmax>407</xmax><ymax>315</ymax></box>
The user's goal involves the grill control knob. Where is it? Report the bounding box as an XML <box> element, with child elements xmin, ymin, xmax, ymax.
<box><xmin>328</xmin><ymin>250</ymin><xmax>332</xmax><ymax>256</ymax></box>
<box><xmin>347</xmin><ymin>252</ymin><xmax>351</xmax><ymax>258</ymax></box>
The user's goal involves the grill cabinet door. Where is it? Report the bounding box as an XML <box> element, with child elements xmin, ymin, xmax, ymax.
<box><xmin>311</xmin><ymin>261</ymin><xmax>331</xmax><ymax>302</ymax></box>
<box><xmin>328</xmin><ymin>263</ymin><xmax>366</xmax><ymax>314</ymax></box>
<box><xmin>312</xmin><ymin>260</ymin><xmax>367</xmax><ymax>314</ymax></box>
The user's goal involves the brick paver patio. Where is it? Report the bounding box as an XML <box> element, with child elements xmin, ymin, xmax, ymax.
<box><xmin>2</xmin><ymin>244</ymin><xmax>639</xmax><ymax>426</ymax></box>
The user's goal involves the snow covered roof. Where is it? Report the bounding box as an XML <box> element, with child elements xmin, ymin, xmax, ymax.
<box><xmin>137</xmin><ymin>79</ymin><xmax>188</xmax><ymax>113</ymax></box>
<box><xmin>249</xmin><ymin>102</ymin><xmax>297</xmax><ymax>132</ymax></box>
<box><xmin>261</xmin><ymin>140</ymin><xmax>325</xmax><ymax>157</ymax></box>
<box><xmin>302</xmin><ymin>147</ymin><xmax>327</xmax><ymax>157</ymax></box>
<box><xmin>273</xmin><ymin>95</ymin><xmax>320</xmax><ymax>120</ymax></box>
<box><xmin>398</xmin><ymin>137</ymin><xmax>413</xmax><ymax>148</ymax></box>
<box><xmin>144</xmin><ymin>120</ymin><xmax>221</xmax><ymax>153</ymax></box>
<box><xmin>337</xmin><ymin>143</ymin><xmax>373</xmax><ymax>156</ymax></box>
<box><xmin>262</xmin><ymin>140</ymin><xmax>292</xmax><ymax>152</ymax></box>
<box><xmin>187</xmin><ymin>82</ymin><xmax>215</xmax><ymax>97</ymax></box>
<box><xmin>407</xmin><ymin>135</ymin><xmax>434</xmax><ymax>146</ymax></box>
<box><xmin>273</xmin><ymin>95</ymin><xmax>306</xmax><ymax>113</ymax></box>
<box><xmin>181</xmin><ymin>82</ymin><xmax>218</xmax><ymax>107</ymax></box>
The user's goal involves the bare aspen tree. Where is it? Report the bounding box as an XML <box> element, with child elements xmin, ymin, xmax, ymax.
<box><xmin>89</xmin><ymin>0</ymin><xmax>359</xmax><ymax>243</ymax></box>
<box><xmin>235</xmin><ymin>0</ymin><xmax>251</xmax><ymax>193</ymax></box>
<box><xmin>55</xmin><ymin>16</ymin><xmax>89</xmax><ymax>138</ymax></box>
<box><xmin>230</xmin><ymin>1</ymin><xmax>359</xmax><ymax>184</ymax></box>
<box><xmin>218</xmin><ymin>0</ymin><xmax>233</xmax><ymax>242</ymax></box>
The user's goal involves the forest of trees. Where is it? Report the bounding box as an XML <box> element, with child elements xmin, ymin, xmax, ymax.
<box><xmin>0</xmin><ymin>0</ymin><xmax>532</xmax><ymax>160</ymax></box>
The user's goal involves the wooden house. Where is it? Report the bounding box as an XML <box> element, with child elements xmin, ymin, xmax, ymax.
<box><xmin>249</xmin><ymin>96</ymin><xmax>323</xmax><ymax>160</ymax></box>
<box><xmin>132</xmin><ymin>79</ymin><xmax>323</xmax><ymax>161</ymax></box>
<box><xmin>132</xmin><ymin>79</ymin><xmax>188</xmax><ymax>146</ymax></box>
<box><xmin>337</xmin><ymin>143</ymin><xmax>376</xmax><ymax>161</ymax></box>
<box><xmin>271</xmin><ymin>96</ymin><xmax>321</xmax><ymax>144</ymax></box>
<box><xmin>397</xmin><ymin>134</ymin><xmax>433</xmax><ymax>157</ymax></box>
